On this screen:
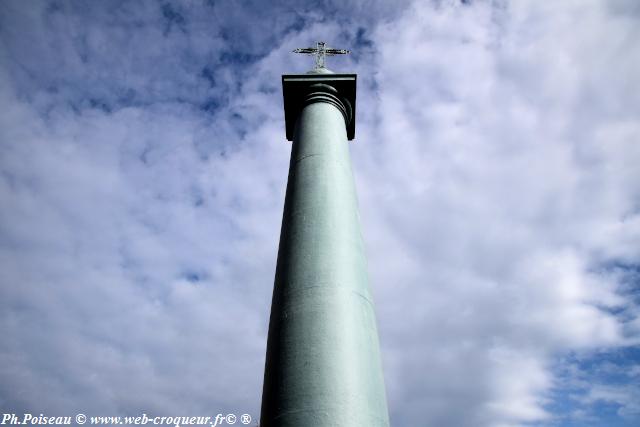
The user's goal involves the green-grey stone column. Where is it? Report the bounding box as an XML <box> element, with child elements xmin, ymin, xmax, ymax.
<box><xmin>260</xmin><ymin>71</ymin><xmax>390</xmax><ymax>427</ymax></box>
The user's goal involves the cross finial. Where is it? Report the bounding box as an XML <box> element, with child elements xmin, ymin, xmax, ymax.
<box><xmin>293</xmin><ymin>41</ymin><xmax>350</xmax><ymax>70</ymax></box>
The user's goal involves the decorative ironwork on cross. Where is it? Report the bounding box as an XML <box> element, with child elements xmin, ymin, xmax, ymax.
<box><xmin>293</xmin><ymin>41</ymin><xmax>350</xmax><ymax>70</ymax></box>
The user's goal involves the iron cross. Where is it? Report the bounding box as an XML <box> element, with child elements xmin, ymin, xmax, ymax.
<box><xmin>293</xmin><ymin>41</ymin><xmax>350</xmax><ymax>70</ymax></box>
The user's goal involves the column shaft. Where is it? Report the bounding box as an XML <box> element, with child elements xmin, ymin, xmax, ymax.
<box><xmin>260</xmin><ymin>96</ymin><xmax>389</xmax><ymax>427</ymax></box>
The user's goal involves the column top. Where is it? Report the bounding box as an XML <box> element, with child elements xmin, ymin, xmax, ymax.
<box><xmin>282</xmin><ymin>73</ymin><xmax>357</xmax><ymax>141</ymax></box>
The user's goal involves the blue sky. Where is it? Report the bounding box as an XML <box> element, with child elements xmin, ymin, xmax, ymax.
<box><xmin>1</xmin><ymin>1</ymin><xmax>639</xmax><ymax>426</ymax></box>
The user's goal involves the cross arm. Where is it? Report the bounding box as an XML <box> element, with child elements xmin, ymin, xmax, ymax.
<box><xmin>325</xmin><ymin>49</ymin><xmax>350</xmax><ymax>55</ymax></box>
<box><xmin>292</xmin><ymin>48</ymin><xmax>318</xmax><ymax>54</ymax></box>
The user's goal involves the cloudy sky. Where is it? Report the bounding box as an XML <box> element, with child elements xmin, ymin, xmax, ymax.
<box><xmin>1</xmin><ymin>0</ymin><xmax>639</xmax><ymax>426</ymax></box>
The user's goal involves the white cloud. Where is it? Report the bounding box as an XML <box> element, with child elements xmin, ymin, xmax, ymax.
<box><xmin>353</xmin><ymin>0</ymin><xmax>640</xmax><ymax>425</ymax></box>
<box><xmin>584</xmin><ymin>384</ymin><xmax>640</xmax><ymax>418</ymax></box>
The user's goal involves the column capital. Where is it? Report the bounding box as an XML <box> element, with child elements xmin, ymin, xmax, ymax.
<box><xmin>282</xmin><ymin>73</ymin><xmax>357</xmax><ymax>141</ymax></box>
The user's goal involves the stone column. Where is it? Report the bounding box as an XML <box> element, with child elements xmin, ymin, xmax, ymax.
<box><xmin>260</xmin><ymin>70</ymin><xmax>389</xmax><ymax>427</ymax></box>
